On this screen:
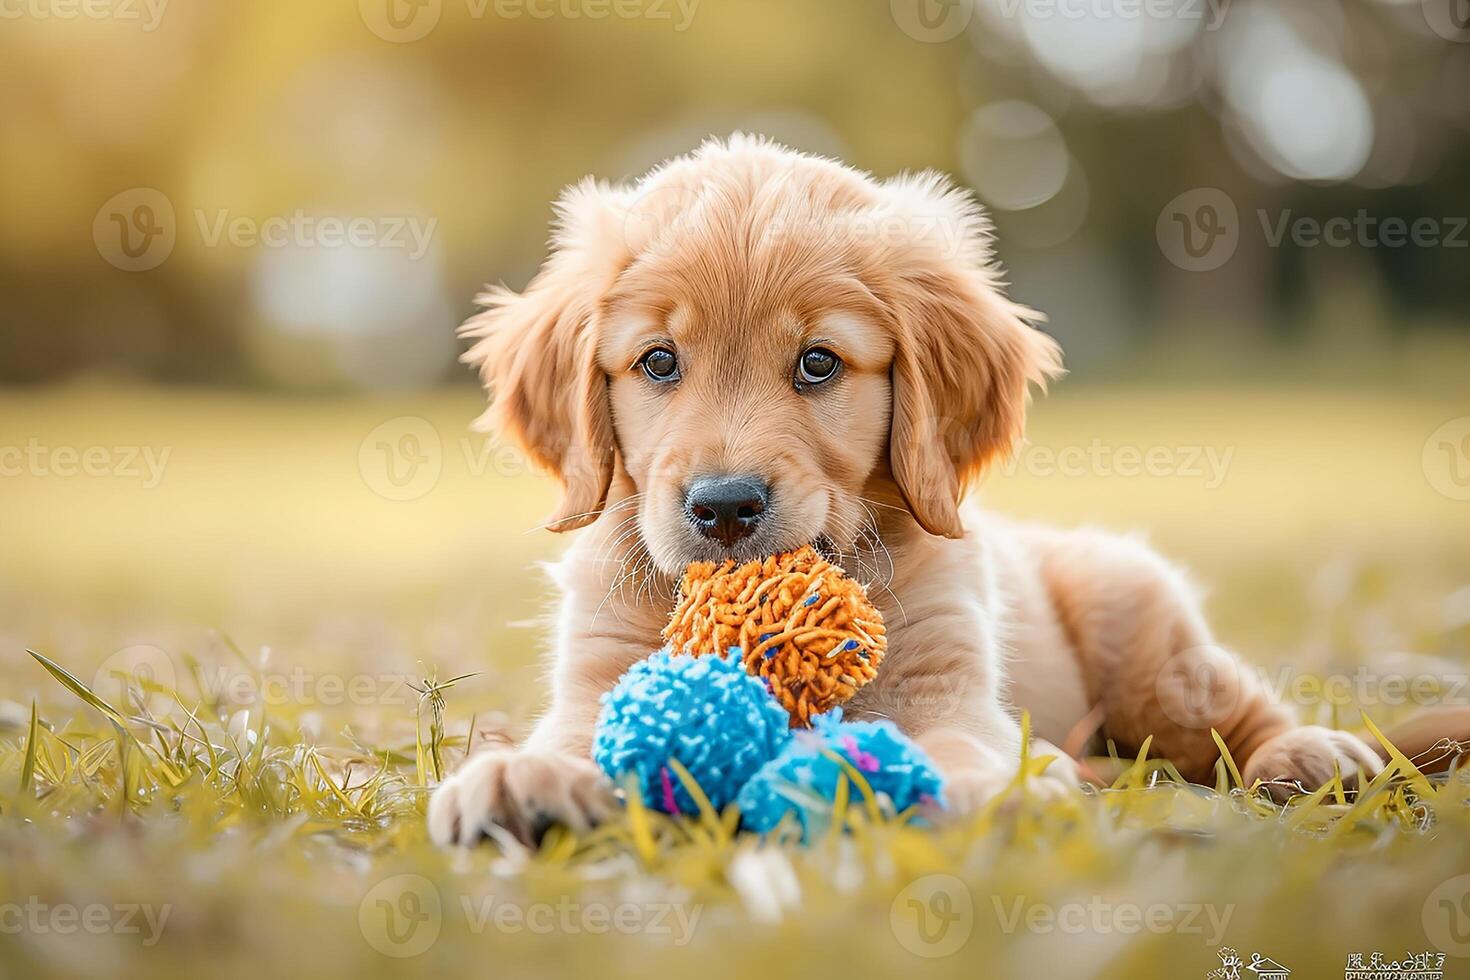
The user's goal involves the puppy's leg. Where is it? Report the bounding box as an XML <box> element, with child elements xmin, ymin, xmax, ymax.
<box><xmin>1038</xmin><ymin>530</ymin><xmax>1382</xmax><ymax>794</ymax></box>
<box><xmin>429</xmin><ymin>622</ymin><xmax>654</xmax><ymax>848</ymax></box>
<box><xmin>855</xmin><ymin>575</ymin><xmax>1079</xmax><ymax>817</ymax></box>
<box><xmin>1238</xmin><ymin>726</ymin><xmax>1385</xmax><ymax>801</ymax></box>
<box><xmin>427</xmin><ymin>670</ymin><xmax>618</xmax><ymax>848</ymax></box>
<box><xmin>913</xmin><ymin>723</ymin><xmax>1080</xmax><ymax>815</ymax></box>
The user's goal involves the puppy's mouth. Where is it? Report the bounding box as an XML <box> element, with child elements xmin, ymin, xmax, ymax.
<box><xmin>654</xmin><ymin>531</ymin><xmax>839</xmax><ymax>577</ymax></box>
<box><xmin>669</xmin><ymin>531</ymin><xmax>795</xmax><ymax>568</ymax></box>
<box><xmin>810</xmin><ymin>533</ymin><xmax>840</xmax><ymax>563</ymax></box>
<box><xmin>702</xmin><ymin>532</ymin><xmax>835</xmax><ymax>564</ymax></box>
<box><xmin>645</xmin><ymin>484</ymin><xmax>838</xmax><ymax>575</ymax></box>
<box><xmin>650</xmin><ymin>518</ymin><xmax>824</xmax><ymax>575</ymax></box>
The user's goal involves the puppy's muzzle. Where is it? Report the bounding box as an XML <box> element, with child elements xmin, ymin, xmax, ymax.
<box><xmin>684</xmin><ymin>475</ymin><xmax>769</xmax><ymax>547</ymax></box>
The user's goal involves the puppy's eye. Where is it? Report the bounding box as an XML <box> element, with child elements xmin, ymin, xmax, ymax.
<box><xmin>640</xmin><ymin>347</ymin><xmax>679</xmax><ymax>383</ymax></box>
<box><xmin>796</xmin><ymin>347</ymin><xmax>841</xmax><ymax>387</ymax></box>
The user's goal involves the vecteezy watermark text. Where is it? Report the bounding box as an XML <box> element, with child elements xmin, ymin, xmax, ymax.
<box><xmin>93</xmin><ymin>188</ymin><xmax>438</xmax><ymax>272</ymax></box>
<box><xmin>0</xmin><ymin>898</ymin><xmax>170</xmax><ymax>947</ymax></box>
<box><xmin>1155</xmin><ymin>644</ymin><xmax>1470</xmax><ymax>731</ymax></box>
<box><xmin>357</xmin><ymin>875</ymin><xmax>702</xmax><ymax>958</ymax></box>
<box><xmin>891</xmin><ymin>0</ymin><xmax>1228</xmax><ymax>43</ymax></box>
<box><xmin>193</xmin><ymin>209</ymin><xmax>436</xmax><ymax>260</ymax></box>
<box><xmin>460</xmin><ymin>895</ymin><xmax>701</xmax><ymax>942</ymax></box>
<box><xmin>0</xmin><ymin>0</ymin><xmax>167</xmax><ymax>30</ymax></box>
<box><xmin>994</xmin><ymin>440</ymin><xmax>1234</xmax><ymax>488</ymax></box>
<box><xmin>0</xmin><ymin>439</ymin><xmax>170</xmax><ymax>488</ymax></box>
<box><xmin>993</xmin><ymin>895</ymin><xmax>1233</xmax><ymax>944</ymax></box>
<box><xmin>1157</xmin><ymin>188</ymin><xmax>1468</xmax><ymax>272</ymax></box>
<box><xmin>991</xmin><ymin>0</ymin><xmax>1228</xmax><ymax>29</ymax></box>
<box><xmin>90</xmin><ymin>644</ymin><xmax>423</xmax><ymax>712</ymax></box>
<box><xmin>358</xmin><ymin>0</ymin><xmax>699</xmax><ymax>44</ymax></box>
<box><xmin>1258</xmin><ymin>210</ymin><xmax>1469</xmax><ymax>251</ymax></box>
<box><xmin>195</xmin><ymin>665</ymin><xmax>417</xmax><ymax>708</ymax></box>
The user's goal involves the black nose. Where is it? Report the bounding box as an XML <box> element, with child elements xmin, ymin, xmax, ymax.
<box><xmin>685</xmin><ymin>475</ymin><xmax>769</xmax><ymax>546</ymax></box>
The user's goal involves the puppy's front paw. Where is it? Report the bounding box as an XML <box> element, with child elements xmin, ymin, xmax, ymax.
<box><xmin>940</xmin><ymin>761</ymin><xmax>1078</xmax><ymax>819</ymax></box>
<box><xmin>1242</xmin><ymin>725</ymin><xmax>1384</xmax><ymax>802</ymax></box>
<box><xmin>427</xmin><ymin>749</ymin><xmax>616</xmax><ymax>848</ymax></box>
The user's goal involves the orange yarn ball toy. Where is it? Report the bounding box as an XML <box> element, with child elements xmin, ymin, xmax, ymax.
<box><xmin>662</xmin><ymin>546</ymin><xmax>886</xmax><ymax>727</ymax></box>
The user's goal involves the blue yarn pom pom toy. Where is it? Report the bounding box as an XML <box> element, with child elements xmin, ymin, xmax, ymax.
<box><xmin>591</xmin><ymin>550</ymin><xmax>947</xmax><ymax>832</ymax></box>
<box><xmin>594</xmin><ymin>654</ymin><xmax>947</xmax><ymax>829</ymax></box>
<box><xmin>737</xmin><ymin>709</ymin><xmax>945</xmax><ymax>836</ymax></box>
<box><xmin>593</xmin><ymin>648</ymin><xmax>792</xmax><ymax>815</ymax></box>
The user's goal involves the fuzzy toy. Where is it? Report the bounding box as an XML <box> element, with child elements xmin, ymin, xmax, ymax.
<box><xmin>592</xmin><ymin>649</ymin><xmax>791</xmax><ymax>815</ymax></box>
<box><xmin>737</xmin><ymin>710</ymin><xmax>945</xmax><ymax>836</ymax></box>
<box><xmin>593</xmin><ymin>548</ymin><xmax>945</xmax><ymax>829</ymax></box>
<box><xmin>663</xmin><ymin>545</ymin><xmax>886</xmax><ymax>726</ymax></box>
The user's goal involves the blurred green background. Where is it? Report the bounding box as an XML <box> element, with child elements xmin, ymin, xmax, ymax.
<box><xmin>3</xmin><ymin>0</ymin><xmax>1469</xmax><ymax>389</ymax></box>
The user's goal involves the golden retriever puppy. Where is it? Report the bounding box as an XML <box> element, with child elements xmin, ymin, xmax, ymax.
<box><xmin>428</xmin><ymin>135</ymin><xmax>1382</xmax><ymax>847</ymax></box>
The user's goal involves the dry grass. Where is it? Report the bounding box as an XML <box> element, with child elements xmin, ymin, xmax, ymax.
<box><xmin>1</xmin><ymin>381</ymin><xmax>1468</xmax><ymax>979</ymax></box>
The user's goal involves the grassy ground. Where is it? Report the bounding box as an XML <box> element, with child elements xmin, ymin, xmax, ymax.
<box><xmin>1</xmin><ymin>380</ymin><xmax>1468</xmax><ymax>979</ymax></box>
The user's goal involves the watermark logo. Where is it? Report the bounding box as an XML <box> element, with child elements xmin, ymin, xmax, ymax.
<box><xmin>1422</xmin><ymin>0</ymin><xmax>1470</xmax><ymax>42</ymax></box>
<box><xmin>359</xmin><ymin>417</ymin><xmax>443</xmax><ymax>501</ymax></box>
<box><xmin>1423</xmin><ymin>875</ymin><xmax>1470</xmax><ymax>958</ymax></box>
<box><xmin>93</xmin><ymin>188</ymin><xmax>176</xmax><ymax>272</ymax></box>
<box><xmin>359</xmin><ymin>0</ymin><xmax>442</xmax><ymax>42</ymax></box>
<box><xmin>1155</xmin><ymin>644</ymin><xmax>1243</xmax><ymax>730</ymax></box>
<box><xmin>1423</xmin><ymin>417</ymin><xmax>1470</xmax><ymax>502</ymax></box>
<box><xmin>354</xmin><ymin>417</ymin><xmax>579</xmax><ymax>500</ymax></box>
<box><xmin>1208</xmin><ymin>947</ymin><xmax>1288</xmax><ymax>979</ymax></box>
<box><xmin>1346</xmin><ymin>951</ymin><xmax>1447</xmax><ymax>978</ymax></box>
<box><xmin>91</xmin><ymin>645</ymin><xmax>178</xmax><ymax>716</ymax></box>
<box><xmin>890</xmin><ymin>874</ymin><xmax>973</xmax><ymax>958</ymax></box>
<box><xmin>359</xmin><ymin>874</ymin><xmax>442</xmax><ymax>958</ymax></box>
<box><xmin>1157</xmin><ymin>188</ymin><xmax>1238</xmax><ymax>272</ymax></box>
<box><xmin>95</xmin><ymin>189</ymin><xmax>438</xmax><ymax>271</ymax></box>
<box><xmin>1160</xmin><ymin>189</ymin><xmax>1467</xmax><ymax>271</ymax></box>
<box><xmin>891</xmin><ymin>0</ymin><xmax>973</xmax><ymax>42</ymax></box>
<box><xmin>356</xmin><ymin>877</ymin><xmax>702</xmax><ymax>952</ymax></box>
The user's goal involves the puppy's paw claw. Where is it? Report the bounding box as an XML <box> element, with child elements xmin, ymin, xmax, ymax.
<box><xmin>1243</xmin><ymin>725</ymin><xmax>1384</xmax><ymax>803</ymax></box>
<box><xmin>938</xmin><ymin>764</ymin><xmax>1079</xmax><ymax>820</ymax></box>
<box><xmin>427</xmin><ymin>750</ymin><xmax>616</xmax><ymax>848</ymax></box>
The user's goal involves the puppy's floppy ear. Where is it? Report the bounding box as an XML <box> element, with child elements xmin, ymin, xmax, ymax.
<box><xmin>459</xmin><ymin>179</ymin><xmax>631</xmax><ymax>532</ymax></box>
<box><xmin>871</xmin><ymin>175</ymin><xmax>1063</xmax><ymax>539</ymax></box>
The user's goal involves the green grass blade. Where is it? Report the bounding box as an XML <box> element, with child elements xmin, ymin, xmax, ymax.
<box><xmin>1210</xmin><ymin>729</ymin><xmax>1244</xmax><ymax>790</ymax></box>
<box><xmin>20</xmin><ymin>699</ymin><xmax>39</xmax><ymax>791</ymax></box>
<box><xmin>666</xmin><ymin>757</ymin><xmax>723</xmax><ymax>837</ymax></box>
<box><xmin>28</xmin><ymin>649</ymin><xmax>129</xmax><ymax>728</ymax></box>
<box><xmin>1360</xmin><ymin>713</ymin><xmax>1433</xmax><ymax>797</ymax></box>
